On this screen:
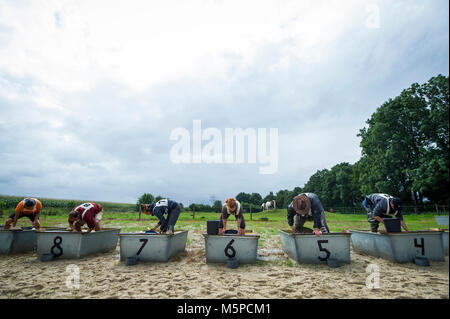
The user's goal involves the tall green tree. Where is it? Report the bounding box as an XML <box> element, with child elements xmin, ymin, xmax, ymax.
<box><xmin>358</xmin><ymin>74</ymin><xmax>449</xmax><ymax>206</ymax></box>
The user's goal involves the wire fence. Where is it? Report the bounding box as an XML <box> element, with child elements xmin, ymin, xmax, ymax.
<box><xmin>327</xmin><ymin>204</ymin><xmax>449</xmax><ymax>215</ymax></box>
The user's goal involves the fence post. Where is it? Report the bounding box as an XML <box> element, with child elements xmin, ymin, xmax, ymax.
<box><xmin>250</xmin><ymin>206</ymin><xmax>252</xmax><ymax>221</ymax></box>
<box><xmin>139</xmin><ymin>209</ymin><xmax>141</xmax><ymax>221</ymax></box>
<box><xmin>192</xmin><ymin>207</ymin><xmax>195</xmax><ymax>220</ymax></box>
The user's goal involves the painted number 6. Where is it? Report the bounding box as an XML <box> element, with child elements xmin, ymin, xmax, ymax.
<box><xmin>224</xmin><ymin>239</ymin><xmax>236</xmax><ymax>258</ymax></box>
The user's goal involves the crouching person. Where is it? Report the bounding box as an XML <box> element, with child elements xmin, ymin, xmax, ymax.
<box><xmin>219</xmin><ymin>198</ymin><xmax>246</xmax><ymax>236</ymax></box>
<box><xmin>68</xmin><ymin>202</ymin><xmax>103</xmax><ymax>232</ymax></box>
<box><xmin>141</xmin><ymin>199</ymin><xmax>181</xmax><ymax>235</ymax></box>
<box><xmin>4</xmin><ymin>198</ymin><xmax>42</xmax><ymax>230</ymax></box>
<box><xmin>287</xmin><ymin>193</ymin><xmax>330</xmax><ymax>236</ymax></box>
<box><xmin>363</xmin><ymin>193</ymin><xmax>409</xmax><ymax>233</ymax></box>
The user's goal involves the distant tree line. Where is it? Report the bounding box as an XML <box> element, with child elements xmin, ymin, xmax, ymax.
<box><xmin>137</xmin><ymin>75</ymin><xmax>448</xmax><ymax>213</ymax></box>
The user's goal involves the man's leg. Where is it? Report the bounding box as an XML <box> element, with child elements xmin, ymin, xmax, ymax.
<box><xmin>4</xmin><ymin>212</ymin><xmax>23</xmax><ymax>230</ymax></box>
<box><xmin>319</xmin><ymin>210</ymin><xmax>330</xmax><ymax>233</ymax></box>
<box><xmin>294</xmin><ymin>215</ymin><xmax>307</xmax><ymax>232</ymax></box>
<box><xmin>367</xmin><ymin>211</ymin><xmax>379</xmax><ymax>232</ymax></box>
<box><xmin>167</xmin><ymin>205</ymin><xmax>181</xmax><ymax>233</ymax></box>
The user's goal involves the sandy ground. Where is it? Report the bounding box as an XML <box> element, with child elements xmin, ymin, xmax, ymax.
<box><xmin>0</xmin><ymin>230</ymin><xmax>448</xmax><ymax>299</ymax></box>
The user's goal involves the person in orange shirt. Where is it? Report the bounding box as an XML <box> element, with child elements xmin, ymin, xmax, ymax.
<box><xmin>4</xmin><ymin>198</ymin><xmax>42</xmax><ymax>230</ymax></box>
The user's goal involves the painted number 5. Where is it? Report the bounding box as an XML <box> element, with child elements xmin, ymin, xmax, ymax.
<box><xmin>317</xmin><ymin>240</ymin><xmax>330</xmax><ymax>261</ymax></box>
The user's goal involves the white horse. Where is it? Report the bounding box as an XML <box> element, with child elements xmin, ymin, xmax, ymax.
<box><xmin>261</xmin><ymin>200</ymin><xmax>276</xmax><ymax>211</ymax></box>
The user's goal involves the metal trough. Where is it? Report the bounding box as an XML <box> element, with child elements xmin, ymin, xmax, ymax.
<box><xmin>0</xmin><ymin>227</ymin><xmax>67</xmax><ymax>254</ymax></box>
<box><xmin>350</xmin><ymin>230</ymin><xmax>445</xmax><ymax>263</ymax></box>
<box><xmin>203</xmin><ymin>234</ymin><xmax>260</xmax><ymax>264</ymax></box>
<box><xmin>279</xmin><ymin>230</ymin><xmax>351</xmax><ymax>264</ymax></box>
<box><xmin>119</xmin><ymin>231</ymin><xmax>188</xmax><ymax>262</ymax></box>
<box><xmin>36</xmin><ymin>228</ymin><xmax>120</xmax><ymax>259</ymax></box>
<box><xmin>442</xmin><ymin>231</ymin><xmax>448</xmax><ymax>256</ymax></box>
<box><xmin>0</xmin><ymin>228</ymin><xmax>37</xmax><ymax>254</ymax></box>
<box><xmin>435</xmin><ymin>216</ymin><xmax>449</xmax><ymax>226</ymax></box>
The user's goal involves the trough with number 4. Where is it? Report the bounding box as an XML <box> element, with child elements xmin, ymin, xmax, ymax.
<box><xmin>37</xmin><ymin>228</ymin><xmax>120</xmax><ymax>259</ymax></box>
<box><xmin>119</xmin><ymin>231</ymin><xmax>188</xmax><ymax>262</ymax></box>
<box><xmin>350</xmin><ymin>230</ymin><xmax>445</xmax><ymax>263</ymax></box>
<box><xmin>279</xmin><ymin>230</ymin><xmax>351</xmax><ymax>264</ymax></box>
<box><xmin>203</xmin><ymin>233</ymin><xmax>260</xmax><ymax>264</ymax></box>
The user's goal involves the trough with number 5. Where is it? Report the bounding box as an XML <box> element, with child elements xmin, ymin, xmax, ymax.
<box><xmin>279</xmin><ymin>230</ymin><xmax>351</xmax><ymax>264</ymax></box>
<box><xmin>36</xmin><ymin>228</ymin><xmax>120</xmax><ymax>259</ymax></box>
<box><xmin>203</xmin><ymin>233</ymin><xmax>260</xmax><ymax>264</ymax></box>
<box><xmin>350</xmin><ymin>230</ymin><xmax>445</xmax><ymax>263</ymax></box>
<box><xmin>119</xmin><ymin>231</ymin><xmax>188</xmax><ymax>262</ymax></box>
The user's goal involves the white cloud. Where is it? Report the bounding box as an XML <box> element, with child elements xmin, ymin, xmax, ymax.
<box><xmin>0</xmin><ymin>0</ymin><xmax>448</xmax><ymax>204</ymax></box>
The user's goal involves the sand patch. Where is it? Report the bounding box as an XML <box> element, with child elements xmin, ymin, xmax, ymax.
<box><xmin>0</xmin><ymin>233</ymin><xmax>448</xmax><ymax>299</ymax></box>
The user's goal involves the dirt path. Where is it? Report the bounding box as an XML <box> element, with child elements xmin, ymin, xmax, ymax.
<box><xmin>0</xmin><ymin>231</ymin><xmax>448</xmax><ymax>299</ymax></box>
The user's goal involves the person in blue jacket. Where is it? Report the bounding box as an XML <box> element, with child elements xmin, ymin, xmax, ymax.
<box><xmin>141</xmin><ymin>199</ymin><xmax>181</xmax><ymax>235</ymax></box>
<box><xmin>287</xmin><ymin>193</ymin><xmax>330</xmax><ymax>236</ymax></box>
<box><xmin>363</xmin><ymin>193</ymin><xmax>409</xmax><ymax>233</ymax></box>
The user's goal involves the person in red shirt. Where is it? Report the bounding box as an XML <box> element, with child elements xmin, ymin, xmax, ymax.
<box><xmin>4</xmin><ymin>198</ymin><xmax>42</xmax><ymax>230</ymax></box>
<box><xmin>68</xmin><ymin>202</ymin><xmax>103</xmax><ymax>232</ymax></box>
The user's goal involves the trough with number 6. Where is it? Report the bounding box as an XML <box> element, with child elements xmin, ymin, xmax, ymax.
<box><xmin>279</xmin><ymin>230</ymin><xmax>351</xmax><ymax>264</ymax></box>
<box><xmin>119</xmin><ymin>231</ymin><xmax>188</xmax><ymax>262</ymax></box>
<box><xmin>203</xmin><ymin>233</ymin><xmax>260</xmax><ymax>264</ymax></box>
<box><xmin>36</xmin><ymin>228</ymin><xmax>120</xmax><ymax>259</ymax></box>
<box><xmin>350</xmin><ymin>230</ymin><xmax>445</xmax><ymax>263</ymax></box>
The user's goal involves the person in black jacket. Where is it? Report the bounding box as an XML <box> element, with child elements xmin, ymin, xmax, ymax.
<box><xmin>287</xmin><ymin>193</ymin><xmax>330</xmax><ymax>236</ymax></box>
<box><xmin>362</xmin><ymin>193</ymin><xmax>409</xmax><ymax>233</ymax></box>
<box><xmin>141</xmin><ymin>199</ymin><xmax>181</xmax><ymax>235</ymax></box>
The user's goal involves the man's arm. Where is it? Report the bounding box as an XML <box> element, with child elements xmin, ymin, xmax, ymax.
<box><xmin>287</xmin><ymin>206</ymin><xmax>296</xmax><ymax>232</ymax></box>
<box><xmin>12</xmin><ymin>211</ymin><xmax>20</xmax><ymax>227</ymax></box>
<box><xmin>33</xmin><ymin>210</ymin><xmax>41</xmax><ymax>228</ymax></box>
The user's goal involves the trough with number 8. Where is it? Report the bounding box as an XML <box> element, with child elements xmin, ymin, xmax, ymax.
<box><xmin>119</xmin><ymin>231</ymin><xmax>189</xmax><ymax>262</ymax></box>
<box><xmin>36</xmin><ymin>228</ymin><xmax>120</xmax><ymax>259</ymax></box>
<box><xmin>279</xmin><ymin>230</ymin><xmax>351</xmax><ymax>264</ymax></box>
<box><xmin>350</xmin><ymin>230</ymin><xmax>445</xmax><ymax>263</ymax></box>
<box><xmin>203</xmin><ymin>233</ymin><xmax>260</xmax><ymax>264</ymax></box>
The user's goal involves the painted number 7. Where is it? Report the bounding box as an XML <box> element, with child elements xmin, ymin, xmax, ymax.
<box><xmin>317</xmin><ymin>240</ymin><xmax>330</xmax><ymax>261</ymax></box>
<box><xmin>136</xmin><ymin>238</ymin><xmax>149</xmax><ymax>256</ymax></box>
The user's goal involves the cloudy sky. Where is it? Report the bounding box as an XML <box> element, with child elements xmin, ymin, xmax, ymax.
<box><xmin>0</xmin><ymin>0</ymin><xmax>448</xmax><ymax>205</ymax></box>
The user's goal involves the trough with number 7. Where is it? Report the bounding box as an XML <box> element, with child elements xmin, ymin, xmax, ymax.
<box><xmin>203</xmin><ymin>233</ymin><xmax>260</xmax><ymax>264</ymax></box>
<box><xmin>279</xmin><ymin>230</ymin><xmax>351</xmax><ymax>264</ymax></box>
<box><xmin>119</xmin><ymin>231</ymin><xmax>188</xmax><ymax>262</ymax></box>
<box><xmin>350</xmin><ymin>230</ymin><xmax>445</xmax><ymax>263</ymax></box>
<box><xmin>36</xmin><ymin>228</ymin><xmax>120</xmax><ymax>259</ymax></box>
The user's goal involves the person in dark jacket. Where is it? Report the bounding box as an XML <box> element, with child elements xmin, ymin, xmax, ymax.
<box><xmin>362</xmin><ymin>193</ymin><xmax>409</xmax><ymax>233</ymax></box>
<box><xmin>287</xmin><ymin>193</ymin><xmax>330</xmax><ymax>236</ymax></box>
<box><xmin>141</xmin><ymin>199</ymin><xmax>181</xmax><ymax>235</ymax></box>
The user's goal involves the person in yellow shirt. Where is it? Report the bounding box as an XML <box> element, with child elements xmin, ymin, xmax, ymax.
<box><xmin>3</xmin><ymin>198</ymin><xmax>42</xmax><ymax>230</ymax></box>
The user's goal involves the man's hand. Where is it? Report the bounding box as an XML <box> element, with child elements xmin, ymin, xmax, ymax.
<box><xmin>291</xmin><ymin>226</ymin><xmax>296</xmax><ymax>234</ymax></box>
<box><xmin>313</xmin><ymin>228</ymin><xmax>322</xmax><ymax>236</ymax></box>
<box><xmin>218</xmin><ymin>228</ymin><xmax>225</xmax><ymax>235</ymax></box>
<box><xmin>238</xmin><ymin>228</ymin><xmax>245</xmax><ymax>236</ymax></box>
<box><xmin>401</xmin><ymin>221</ymin><xmax>409</xmax><ymax>232</ymax></box>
